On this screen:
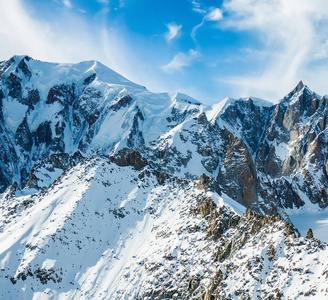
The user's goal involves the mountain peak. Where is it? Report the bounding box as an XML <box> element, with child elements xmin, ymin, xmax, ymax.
<box><xmin>294</xmin><ymin>80</ymin><xmax>304</xmax><ymax>92</ymax></box>
<box><xmin>288</xmin><ymin>80</ymin><xmax>306</xmax><ymax>98</ymax></box>
<box><xmin>1</xmin><ymin>57</ymin><xmax>328</xmax><ymax>299</ymax></box>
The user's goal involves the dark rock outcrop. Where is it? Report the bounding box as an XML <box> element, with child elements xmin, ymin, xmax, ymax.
<box><xmin>196</xmin><ymin>173</ymin><xmax>221</xmax><ymax>194</ymax></box>
<box><xmin>25</xmin><ymin>151</ymin><xmax>84</xmax><ymax>190</ymax></box>
<box><xmin>110</xmin><ymin>148</ymin><xmax>148</xmax><ymax>170</ymax></box>
<box><xmin>6</xmin><ymin>72</ymin><xmax>22</xmax><ymax>99</ymax></box>
<box><xmin>15</xmin><ymin>118</ymin><xmax>33</xmax><ymax>152</ymax></box>
<box><xmin>306</xmin><ymin>228</ymin><xmax>314</xmax><ymax>239</ymax></box>
<box><xmin>217</xmin><ymin>131</ymin><xmax>258</xmax><ymax>208</ymax></box>
<box><xmin>111</xmin><ymin>95</ymin><xmax>132</xmax><ymax>111</ymax></box>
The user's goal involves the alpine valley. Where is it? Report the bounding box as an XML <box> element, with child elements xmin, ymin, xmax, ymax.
<box><xmin>0</xmin><ymin>55</ymin><xmax>327</xmax><ymax>299</ymax></box>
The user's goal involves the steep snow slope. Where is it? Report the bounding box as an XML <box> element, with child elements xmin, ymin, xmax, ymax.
<box><xmin>0</xmin><ymin>156</ymin><xmax>327</xmax><ymax>299</ymax></box>
<box><xmin>1</xmin><ymin>56</ymin><xmax>328</xmax><ymax>240</ymax></box>
<box><xmin>0</xmin><ymin>155</ymin><xmax>235</xmax><ymax>299</ymax></box>
<box><xmin>0</xmin><ymin>55</ymin><xmax>328</xmax><ymax>298</ymax></box>
<box><xmin>0</xmin><ymin>55</ymin><xmax>201</xmax><ymax>190</ymax></box>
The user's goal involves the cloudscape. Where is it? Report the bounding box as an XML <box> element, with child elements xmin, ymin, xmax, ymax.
<box><xmin>1</xmin><ymin>0</ymin><xmax>328</xmax><ymax>103</ymax></box>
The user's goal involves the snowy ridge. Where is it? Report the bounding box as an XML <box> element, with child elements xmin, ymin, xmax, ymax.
<box><xmin>0</xmin><ymin>56</ymin><xmax>328</xmax><ymax>298</ymax></box>
<box><xmin>0</xmin><ymin>56</ymin><xmax>325</xmax><ymax>226</ymax></box>
<box><xmin>0</xmin><ymin>156</ymin><xmax>327</xmax><ymax>299</ymax></box>
<box><xmin>0</xmin><ymin>56</ymin><xmax>202</xmax><ymax>189</ymax></box>
<box><xmin>0</xmin><ymin>156</ymin><xmax>244</xmax><ymax>299</ymax></box>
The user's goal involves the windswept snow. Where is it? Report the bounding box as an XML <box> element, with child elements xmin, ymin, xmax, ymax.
<box><xmin>208</xmin><ymin>191</ymin><xmax>246</xmax><ymax>215</ymax></box>
<box><xmin>0</xmin><ymin>56</ymin><xmax>328</xmax><ymax>299</ymax></box>
<box><xmin>0</xmin><ymin>156</ymin><xmax>242</xmax><ymax>299</ymax></box>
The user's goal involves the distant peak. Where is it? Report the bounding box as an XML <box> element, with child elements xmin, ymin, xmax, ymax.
<box><xmin>295</xmin><ymin>80</ymin><xmax>304</xmax><ymax>91</ymax></box>
<box><xmin>9</xmin><ymin>55</ymin><xmax>32</xmax><ymax>63</ymax></box>
<box><xmin>288</xmin><ymin>80</ymin><xmax>305</xmax><ymax>97</ymax></box>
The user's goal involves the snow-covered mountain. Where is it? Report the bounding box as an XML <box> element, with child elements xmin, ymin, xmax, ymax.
<box><xmin>1</xmin><ymin>155</ymin><xmax>328</xmax><ymax>299</ymax></box>
<box><xmin>0</xmin><ymin>55</ymin><xmax>328</xmax><ymax>299</ymax></box>
<box><xmin>0</xmin><ymin>55</ymin><xmax>201</xmax><ymax>190</ymax></box>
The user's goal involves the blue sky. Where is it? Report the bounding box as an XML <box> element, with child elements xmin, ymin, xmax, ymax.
<box><xmin>1</xmin><ymin>0</ymin><xmax>328</xmax><ymax>104</ymax></box>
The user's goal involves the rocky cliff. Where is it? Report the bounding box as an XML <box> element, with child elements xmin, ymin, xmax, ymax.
<box><xmin>0</xmin><ymin>152</ymin><xmax>327</xmax><ymax>299</ymax></box>
<box><xmin>1</xmin><ymin>56</ymin><xmax>328</xmax><ymax>216</ymax></box>
<box><xmin>0</xmin><ymin>56</ymin><xmax>328</xmax><ymax>299</ymax></box>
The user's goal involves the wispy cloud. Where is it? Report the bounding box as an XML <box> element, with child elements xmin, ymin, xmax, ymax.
<box><xmin>162</xmin><ymin>50</ymin><xmax>199</xmax><ymax>73</ymax></box>
<box><xmin>165</xmin><ymin>23</ymin><xmax>182</xmax><ymax>42</ymax></box>
<box><xmin>119</xmin><ymin>0</ymin><xmax>125</xmax><ymax>8</ymax></box>
<box><xmin>190</xmin><ymin>1</ymin><xmax>206</xmax><ymax>14</ymax></box>
<box><xmin>191</xmin><ymin>7</ymin><xmax>223</xmax><ymax>41</ymax></box>
<box><xmin>0</xmin><ymin>0</ymin><xmax>176</xmax><ymax>100</ymax></box>
<box><xmin>191</xmin><ymin>20</ymin><xmax>204</xmax><ymax>42</ymax></box>
<box><xmin>62</xmin><ymin>0</ymin><xmax>72</xmax><ymax>8</ymax></box>
<box><xmin>0</xmin><ymin>0</ymin><xmax>121</xmax><ymax>67</ymax></box>
<box><xmin>218</xmin><ymin>0</ymin><xmax>328</xmax><ymax>100</ymax></box>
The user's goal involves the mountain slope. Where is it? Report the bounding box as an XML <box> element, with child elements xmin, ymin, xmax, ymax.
<box><xmin>0</xmin><ymin>55</ymin><xmax>201</xmax><ymax>190</ymax></box>
<box><xmin>0</xmin><ymin>56</ymin><xmax>328</xmax><ymax>299</ymax></box>
<box><xmin>1</xmin><ymin>56</ymin><xmax>328</xmax><ymax>232</ymax></box>
<box><xmin>1</xmin><ymin>56</ymin><xmax>328</xmax><ymax>221</ymax></box>
<box><xmin>0</xmin><ymin>155</ymin><xmax>327</xmax><ymax>299</ymax></box>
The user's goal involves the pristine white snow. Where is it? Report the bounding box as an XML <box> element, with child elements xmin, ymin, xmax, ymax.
<box><xmin>0</xmin><ymin>156</ymin><xmax>327</xmax><ymax>299</ymax></box>
<box><xmin>0</xmin><ymin>156</ymin><xmax>247</xmax><ymax>299</ymax></box>
<box><xmin>2</xmin><ymin>97</ymin><xmax>28</xmax><ymax>132</ymax></box>
<box><xmin>0</xmin><ymin>56</ymin><xmax>328</xmax><ymax>299</ymax></box>
<box><xmin>208</xmin><ymin>191</ymin><xmax>246</xmax><ymax>215</ymax></box>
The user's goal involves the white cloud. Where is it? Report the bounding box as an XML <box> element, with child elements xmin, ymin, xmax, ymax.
<box><xmin>191</xmin><ymin>7</ymin><xmax>223</xmax><ymax>42</ymax></box>
<box><xmin>219</xmin><ymin>0</ymin><xmax>328</xmax><ymax>100</ymax></box>
<box><xmin>313</xmin><ymin>40</ymin><xmax>328</xmax><ymax>60</ymax></box>
<box><xmin>0</xmin><ymin>0</ymin><xmax>180</xmax><ymax>101</ymax></box>
<box><xmin>0</xmin><ymin>0</ymin><xmax>52</xmax><ymax>60</ymax></box>
<box><xmin>162</xmin><ymin>50</ymin><xmax>199</xmax><ymax>73</ymax></box>
<box><xmin>191</xmin><ymin>20</ymin><xmax>204</xmax><ymax>42</ymax></box>
<box><xmin>0</xmin><ymin>0</ymin><xmax>128</xmax><ymax>72</ymax></box>
<box><xmin>191</xmin><ymin>1</ymin><xmax>206</xmax><ymax>14</ymax></box>
<box><xmin>165</xmin><ymin>23</ymin><xmax>182</xmax><ymax>42</ymax></box>
<box><xmin>62</xmin><ymin>0</ymin><xmax>72</xmax><ymax>8</ymax></box>
<box><xmin>205</xmin><ymin>8</ymin><xmax>223</xmax><ymax>21</ymax></box>
<box><xmin>119</xmin><ymin>0</ymin><xmax>125</xmax><ymax>8</ymax></box>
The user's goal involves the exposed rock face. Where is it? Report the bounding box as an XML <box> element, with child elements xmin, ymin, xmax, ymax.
<box><xmin>219</xmin><ymin>97</ymin><xmax>271</xmax><ymax>154</ymax></box>
<box><xmin>196</xmin><ymin>173</ymin><xmax>220</xmax><ymax>194</ymax></box>
<box><xmin>16</xmin><ymin>56</ymin><xmax>32</xmax><ymax>78</ymax></box>
<box><xmin>217</xmin><ymin>131</ymin><xmax>259</xmax><ymax>208</ymax></box>
<box><xmin>24</xmin><ymin>151</ymin><xmax>84</xmax><ymax>190</ymax></box>
<box><xmin>0</xmin><ymin>56</ymin><xmax>200</xmax><ymax>191</ymax></box>
<box><xmin>0</xmin><ymin>56</ymin><xmax>328</xmax><ymax>215</ymax></box>
<box><xmin>46</xmin><ymin>84</ymin><xmax>75</xmax><ymax>106</ymax></box>
<box><xmin>111</xmin><ymin>94</ymin><xmax>132</xmax><ymax>111</ymax></box>
<box><xmin>15</xmin><ymin>118</ymin><xmax>33</xmax><ymax>152</ymax></box>
<box><xmin>306</xmin><ymin>228</ymin><xmax>314</xmax><ymax>239</ymax></box>
<box><xmin>25</xmin><ymin>89</ymin><xmax>40</xmax><ymax>109</ymax></box>
<box><xmin>126</xmin><ymin>108</ymin><xmax>145</xmax><ymax>148</ymax></box>
<box><xmin>110</xmin><ymin>148</ymin><xmax>148</xmax><ymax>170</ymax></box>
<box><xmin>254</xmin><ymin>83</ymin><xmax>328</xmax><ymax>210</ymax></box>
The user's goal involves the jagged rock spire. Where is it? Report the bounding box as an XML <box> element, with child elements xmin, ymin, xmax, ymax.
<box><xmin>288</xmin><ymin>80</ymin><xmax>305</xmax><ymax>97</ymax></box>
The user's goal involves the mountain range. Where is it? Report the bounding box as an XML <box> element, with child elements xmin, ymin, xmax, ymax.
<box><xmin>0</xmin><ymin>55</ymin><xmax>327</xmax><ymax>299</ymax></box>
